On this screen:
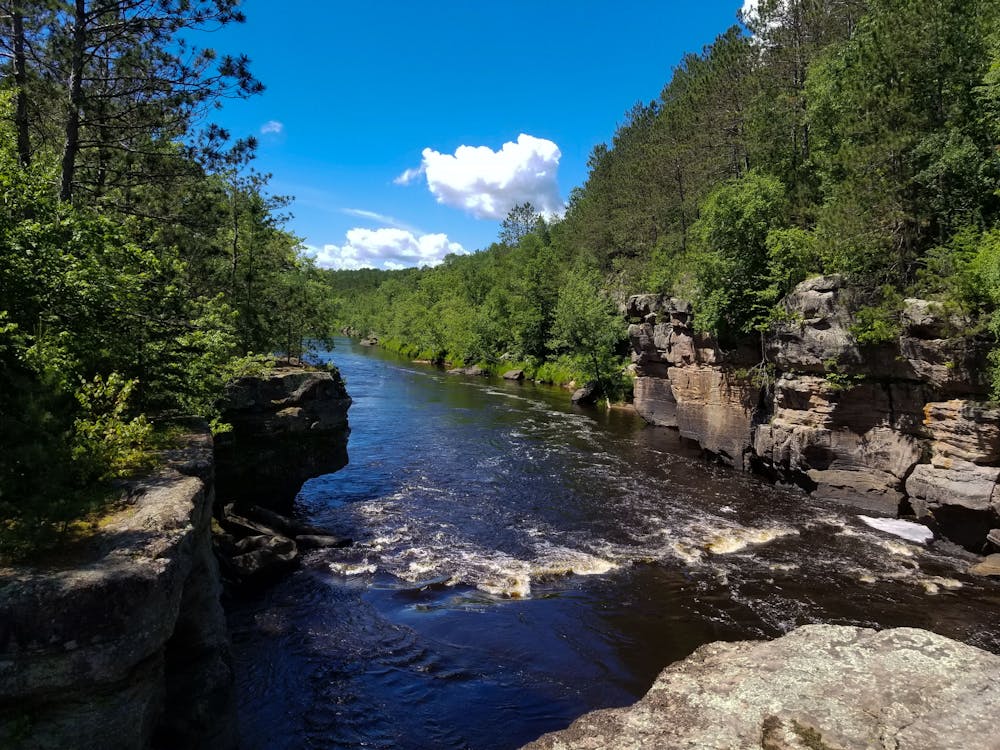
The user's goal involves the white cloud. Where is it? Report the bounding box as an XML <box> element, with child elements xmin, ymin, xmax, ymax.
<box><xmin>260</xmin><ymin>120</ymin><xmax>284</xmax><ymax>135</ymax></box>
<box><xmin>393</xmin><ymin>166</ymin><xmax>425</xmax><ymax>186</ymax></box>
<box><xmin>396</xmin><ymin>134</ymin><xmax>564</xmax><ymax>220</ymax></box>
<box><xmin>305</xmin><ymin>228</ymin><xmax>466</xmax><ymax>271</ymax></box>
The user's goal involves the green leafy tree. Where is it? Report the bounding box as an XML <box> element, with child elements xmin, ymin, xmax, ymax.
<box><xmin>549</xmin><ymin>268</ymin><xmax>626</xmax><ymax>399</ymax></box>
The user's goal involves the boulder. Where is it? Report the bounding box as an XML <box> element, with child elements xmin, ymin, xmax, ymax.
<box><xmin>502</xmin><ymin>369</ymin><xmax>525</xmax><ymax>381</ymax></box>
<box><xmin>446</xmin><ymin>365</ymin><xmax>486</xmax><ymax>376</ymax></box>
<box><xmin>223</xmin><ymin>534</ymin><xmax>299</xmax><ymax>581</ymax></box>
<box><xmin>571</xmin><ymin>383</ymin><xmax>598</xmax><ymax>405</ymax></box>
<box><xmin>523</xmin><ymin>625</ymin><xmax>1000</xmax><ymax>750</ymax></box>
<box><xmin>214</xmin><ymin>365</ymin><xmax>351</xmax><ymax>510</ymax></box>
<box><xmin>905</xmin><ymin>462</ymin><xmax>1000</xmax><ymax>514</ymax></box>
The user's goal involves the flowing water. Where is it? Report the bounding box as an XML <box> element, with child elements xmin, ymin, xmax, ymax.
<box><xmin>227</xmin><ymin>338</ymin><xmax>1000</xmax><ymax>750</ymax></box>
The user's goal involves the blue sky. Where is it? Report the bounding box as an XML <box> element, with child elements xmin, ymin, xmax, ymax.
<box><xmin>208</xmin><ymin>1</ymin><xmax>748</xmax><ymax>269</ymax></box>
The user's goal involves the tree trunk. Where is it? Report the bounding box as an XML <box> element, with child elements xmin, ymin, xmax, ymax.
<box><xmin>11</xmin><ymin>6</ymin><xmax>30</xmax><ymax>167</ymax></box>
<box><xmin>60</xmin><ymin>0</ymin><xmax>87</xmax><ymax>202</ymax></box>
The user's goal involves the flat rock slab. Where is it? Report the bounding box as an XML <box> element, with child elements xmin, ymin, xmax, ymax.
<box><xmin>969</xmin><ymin>553</ymin><xmax>1000</xmax><ymax>577</ymax></box>
<box><xmin>522</xmin><ymin>624</ymin><xmax>1000</xmax><ymax>750</ymax></box>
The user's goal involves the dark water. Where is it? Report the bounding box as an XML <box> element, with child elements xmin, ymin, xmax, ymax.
<box><xmin>227</xmin><ymin>338</ymin><xmax>1000</xmax><ymax>750</ymax></box>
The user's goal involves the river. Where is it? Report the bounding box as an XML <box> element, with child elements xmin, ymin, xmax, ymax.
<box><xmin>227</xmin><ymin>337</ymin><xmax>1000</xmax><ymax>750</ymax></box>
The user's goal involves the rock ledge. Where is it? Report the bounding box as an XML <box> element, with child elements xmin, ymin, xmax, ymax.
<box><xmin>523</xmin><ymin>624</ymin><xmax>1000</xmax><ymax>750</ymax></box>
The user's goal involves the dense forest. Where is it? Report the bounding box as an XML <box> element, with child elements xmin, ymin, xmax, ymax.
<box><xmin>0</xmin><ymin>0</ymin><xmax>334</xmax><ymax>553</ymax></box>
<box><xmin>328</xmin><ymin>0</ymin><xmax>1000</xmax><ymax>395</ymax></box>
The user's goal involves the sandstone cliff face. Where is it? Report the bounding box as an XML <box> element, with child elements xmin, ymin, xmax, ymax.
<box><xmin>214</xmin><ymin>365</ymin><xmax>352</xmax><ymax>510</ymax></box>
<box><xmin>523</xmin><ymin>624</ymin><xmax>1000</xmax><ymax>750</ymax></box>
<box><xmin>0</xmin><ymin>429</ymin><xmax>235</xmax><ymax>750</ymax></box>
<box><xmin>629</xmin><ymin>276</ymin><xmax>1000</xmax><ymax>548</ymax></box>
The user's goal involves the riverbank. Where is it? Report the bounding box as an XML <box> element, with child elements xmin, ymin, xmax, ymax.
<box><xmin>0</xmin><ymin>426</ymin><xmax>235</xmax><ymax>750</ymax></box>
<box><xmin>0</xmin><ymin>363</ymin><xmax>354</xmax><ymax>749</ymax></box>
<box><xmin>628</xmin><ymin>275</ymin><xmax>1000</xmax><ymax>555</ymax></box>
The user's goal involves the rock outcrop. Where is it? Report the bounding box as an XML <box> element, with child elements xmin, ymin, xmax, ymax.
<box><xmin>0</xmin><ymin>428</ymin><xmax>236</xmax><ymax>750</ymax></box>
<box><xmin>628</xmin><ymin>276</ymin><xmax>1000</xmax><ymax>549</ymax></box>
<box><xmin>523</xmin><ymin>624</ymin><xmax>1000</xmax><ymax>750</ymax></box>
<box><xmin>214</xmin><ymin>365</ymin><xmax>352</xmax><ymax>510</ymax></box>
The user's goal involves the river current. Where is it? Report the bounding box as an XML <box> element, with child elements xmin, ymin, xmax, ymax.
<box><xmin>227</xmin><ymin>338</ymin><xmax>1000</xmax><ymax>750</ymax></box>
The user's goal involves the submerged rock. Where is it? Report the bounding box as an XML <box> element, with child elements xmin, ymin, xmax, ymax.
<box><xmin>447</xmin><ymin>365</ymin><xmax>486</xmax><ymax>376</ymax></box>
<box><xmin>523</xmin><ymin>625</ymin><xmax>1000</xmax><ymax>750</ymax></box>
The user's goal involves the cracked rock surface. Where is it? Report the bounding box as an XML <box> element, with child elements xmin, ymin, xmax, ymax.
<box><xmin>522</xmin><ymin>624</ymin><xmax>1000</xmax><ymax>750</ymax></box>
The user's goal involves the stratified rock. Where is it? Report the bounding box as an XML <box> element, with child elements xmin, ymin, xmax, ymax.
<box><xmin>0</xmin><ymin>429</ymin><xmax>236</xmax><ymax>750</ymax></box>
<box><xmin>922</xmin><ymin>400</ymin><xmax>1000</xmax><ymax>464</ymax></box>
<box><xmin>899</xmin><ymin>299</ymin><xmax>988</xmax><ymax>395</ymax></box>
<box><xmin>969</xmin><ymin>553</ymin><xmax>1000</xmax><ymax>576</ymax></box>
<box><xmin>633</xmin><ymin>376</ymin><xmax>677</xmax><ymax>427</ymax></box>
<box><xmin>523</xmin><ymin>625</ymin><xmax>1000</xmax><ymax>750</ymax></box>
<box><xmin>668</xmin><ymin>365</ymin><xmax>759</xmax><ymax>469</ymax></box>
<box><xmin>502</xmin><ymin>369</ymin><xmax>525</xmax><ymax>381</ymax></box>
<box><xmin>754</xmin><ymin>375</ymin><xmax>924</xmax><ymax>513</ymax></box>
<box><xmin>624</xmin><ymin>277</ymin><xmax>1000</xmax><ymax>548</ymax></box>
<box><xmin>214</xmin><ymin>365</ymin><xmax>351</xmax><ymax>510</ymax></box>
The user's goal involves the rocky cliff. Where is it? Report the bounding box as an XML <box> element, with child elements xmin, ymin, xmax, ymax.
<box><xmin>0</xmin><ymin>364</ymin><xmax>355</xmax><ymax>748</ymax></box>
<box><xmin>0</xmin><ymin>428</ymin><xmax>236</xmax><ymax>750</ymax></box>
<box><xmin>214</xmin><ymin>365</ymin><xmax>352</xmax><ymax>511</ymax></box>
<box><xmin>523</xmin><ymin>624</ymin><xmax>1000</xmax><ymax>750</ymax></box>
<box><xmin>628</xmin><ymin>276</ymin><xmax>1000</xmax><ymax>550</ymax></box>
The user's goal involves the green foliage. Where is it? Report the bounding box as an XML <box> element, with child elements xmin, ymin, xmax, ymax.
<box><xmin>851</xmin><ymin>287</ymin><xmax>904</xmax><ymax>346</ymax></box>
<box><xmin>549</xmin><ymin>268</ymin><xmax>627</xmax><ymax>399</ymax></box>
<box><xmin>71</xmin><ymin>374</ymin><xmax>152</xmax><ymax>482</ymax></box>
<box><xmin>687</xmin><ymin>171</ymin><xmax>787</xmax><ymax>337</ymax></box>
<box><xmin>0</xmin><ymin>6</ymin><xmax>331</xmax><ymax>552</ymax></box>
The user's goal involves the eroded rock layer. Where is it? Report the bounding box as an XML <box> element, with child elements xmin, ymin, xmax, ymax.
<box><xmin>628</xmin><ymin>276</ymin><xmax>1000</xmax><ymax>548</ymax></box>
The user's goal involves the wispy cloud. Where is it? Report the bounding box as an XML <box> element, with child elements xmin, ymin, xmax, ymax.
<box><xmin>304</xmin><ymin>228</ymin><xmax>466</xmax><ymax>271</ymax></box>
<box><xmin>339</xmin><ymin>208</ymin><xmax>422</xmax><ymax>234</ymax></box>
<box><xmin>260</xmin><ymin>120</ymin><xmax>284</xmax><ymax>135</ymax></box>
<box><xmin>395</xmin><ymin>134</ymin><xmax>564</xmax><ymax>220</ymax></box>
<box><xmin>393</xmin><ymin>165</ymin><xmax>426</xmax><ymax>186</ymax></box>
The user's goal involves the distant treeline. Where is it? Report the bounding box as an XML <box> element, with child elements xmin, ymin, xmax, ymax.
<box><xmin>327</xmin><ymin>0</ymin><xmax>1000</xmax><ymax>389</ymax></box>
<box><xmin>0</xmin><ymin>1</ymin><xmax>334</xmax><ymax>553</ymax></box>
